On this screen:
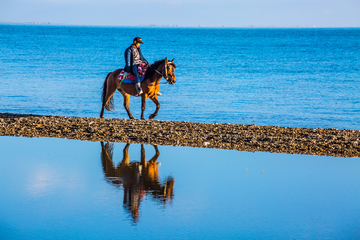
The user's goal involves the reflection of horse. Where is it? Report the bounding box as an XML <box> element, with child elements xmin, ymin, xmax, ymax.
<box><xmin>100</xmin><ymin>58</ymin><xmax>177</xmax><ymax>120</ymax></box>
<box><xmin>100</xmin><ymin>142</ymin><xmax>175</xmax><ymax>223</ymax></box>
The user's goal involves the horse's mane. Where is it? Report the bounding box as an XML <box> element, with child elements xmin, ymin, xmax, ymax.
<box><xmin>145</xmin><ymin>59</ymin><xmax>176</xmax><ymax>79</ymax></box>
<box><xmin>152</xmin><ymin>59</ymin><xmax>165</xmax><ymax>68</ymax></box>
<box><xmin>145</xmin><ymin>59</ymin><xmax>164</xmax><ymax>79</ymax></box>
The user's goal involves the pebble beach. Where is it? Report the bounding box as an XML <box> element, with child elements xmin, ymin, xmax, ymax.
<box><xmin>1</xmin><ymin>112</ymin><xmax>359</xmax><ymax>158</ymax></box>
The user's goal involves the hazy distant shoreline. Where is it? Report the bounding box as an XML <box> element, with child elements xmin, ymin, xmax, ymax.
<box><xmin>1</xmin><ymin>21</ymin><xmax>358</xmax><ymax>29</ymax></box>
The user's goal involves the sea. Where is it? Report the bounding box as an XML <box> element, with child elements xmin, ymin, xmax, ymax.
<box><xmin>0</xmin><ymin>24</ymin><xmax>359</xmax><ymax>129</ymax></box>
<box><xmin>1</xmin><ymin>24</ymin><xmax>360</xmax><ymax>239</ymax></box>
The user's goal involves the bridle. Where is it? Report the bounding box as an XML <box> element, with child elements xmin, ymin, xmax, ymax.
<box><xmin>153</xmin><ymin>60</ymin><xmax>175</xmax><ymax>84</ymax></box>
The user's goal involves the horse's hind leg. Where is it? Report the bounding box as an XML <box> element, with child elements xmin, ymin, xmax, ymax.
<box><xmin>100</xmin><ymin>103</ymin><xmax>107</xmax><ymax>118</ymax></box>
<box><xmin>119</xmin><ymin>90</ymin><xmax>134</xmax><ymax>119</ymax></box>
<box><xmin>100</xmin><ymin>87</ymin><xmax>116</xmax><ymax>118</ymax></box>
<box><xmin>149</xmin><ymin>96</ymin><xmax>160</xmax><ymax>120</ymax></box>
<box><xmin>100</xmin><ymin>75</ymin><xmax>118</xmax><ymax>118</ymax></box>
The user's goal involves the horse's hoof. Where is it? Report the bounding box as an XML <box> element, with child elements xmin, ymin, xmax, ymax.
<box><xmin>141</xmin><ymin>117</ymin><xmax>145</xmax><ymax>120</ymax></box>
<box><xmin>149</xmin><ymin>114</ymin><xmax>156</xmax><ymax>120</ymax></box>
<box><xmin>129</xmin><ymin>116</ymin><xmax>134</xmax><ymax>119</ymax></box>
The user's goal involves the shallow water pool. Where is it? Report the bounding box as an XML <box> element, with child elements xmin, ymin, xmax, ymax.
<box><xmin>0</xmin><ymin>136</ymin><xmax>359</xmax><ymax>239</ymax></box>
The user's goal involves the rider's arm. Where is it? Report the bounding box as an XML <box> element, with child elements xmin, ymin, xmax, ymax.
<box><xmin>138</xmin><ymin>48</ymin><xmax>148</xmax><ymax>64</ymax></box>
<box><xmin>124</xmin><ymin>47</ymin><xmax>132</xmax><ymax>72</ymax></box>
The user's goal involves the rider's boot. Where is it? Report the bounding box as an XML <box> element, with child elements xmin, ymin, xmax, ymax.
<box><xmin>136</xmin><ymin>85</ymin><xmax>143</xmax><ymax>95</ymax></box>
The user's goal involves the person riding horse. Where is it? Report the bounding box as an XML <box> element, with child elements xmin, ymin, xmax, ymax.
<box><xmin>101</xmin><ymin>55</ymin><xmax>177</xmax><ymax>119</ymax></box>
<box><xmin>124</xmin><ymin>37</ymin><xmax>149</xmax><ymax>95</ymax></box>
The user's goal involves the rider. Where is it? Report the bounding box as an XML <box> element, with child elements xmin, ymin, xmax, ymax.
<box><xmin>124</xmin><ymin>37</ymin><xmax>148</xmax><ymax>95</ymax></box>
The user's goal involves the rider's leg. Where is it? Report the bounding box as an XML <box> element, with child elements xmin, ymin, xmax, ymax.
<box><xmin>132</xmin><ymin>64</ymin><xmax>142</xmax><ymax>95</ymax></box>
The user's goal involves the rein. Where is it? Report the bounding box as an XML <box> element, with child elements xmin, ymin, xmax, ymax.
<box><xmin>152</xmin><ymin>60</ymin><xmax>170</xmax><ymax>82</ymax></box>
<box><xmin>155</xmin><ymin>70</ymin><xmax>168</xmax><ymax>84</ymax></box>
<box><xmin>154</xmin><ymin>69</ymin><xmax>165</xmax><ymax>78</ymax></box>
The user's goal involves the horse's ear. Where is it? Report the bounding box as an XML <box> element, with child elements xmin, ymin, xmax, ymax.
<box><xmin>170</xmin><ymin>58</ymin><xmax>175</xmax><ymax>63</ymax></box>
<box><xmin>165</xmin><ymin>57</ymin><xmax>168</xmax><ymax>62</ymax></box>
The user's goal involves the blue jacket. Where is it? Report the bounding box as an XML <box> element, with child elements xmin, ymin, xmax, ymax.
<box><xmin>124</xmin><ymin>45</ymin><xmax>148</xmax><ymax>73</ymax></box>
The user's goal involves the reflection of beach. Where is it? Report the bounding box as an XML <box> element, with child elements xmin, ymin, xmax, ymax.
<box><xmin>100</xmin><ymin>142</ymin><xmax>174</xmax><ymax>223</ymax></box>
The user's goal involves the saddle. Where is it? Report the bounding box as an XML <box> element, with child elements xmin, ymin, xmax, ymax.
<box><xmin>118</xmin><ymin>62</ymin><xmax>148</xmax><ymax>84</ymax></box>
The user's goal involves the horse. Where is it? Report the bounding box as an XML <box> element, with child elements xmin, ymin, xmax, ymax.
<box><xmin>100</xmin><ymin>58</ymin><xmax>177</xmax><ymax>120</ymax></box>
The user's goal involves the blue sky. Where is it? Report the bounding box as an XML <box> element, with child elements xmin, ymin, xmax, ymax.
<box><xmin>1</xmin><ymin>0</ymin><xmax>359</xmax><ymax>27</ymax></box>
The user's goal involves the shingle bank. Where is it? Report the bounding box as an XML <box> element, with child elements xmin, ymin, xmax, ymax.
<box><xmin>1</xmin><ymin>113</ymin><xmax>359</xmax><ymax>158</ymax></box>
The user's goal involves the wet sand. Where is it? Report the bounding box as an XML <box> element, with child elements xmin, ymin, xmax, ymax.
<box><xmin>0</xmin><ymin>112</ymin><xmax>359</xmax><ymax>158</ymax></box>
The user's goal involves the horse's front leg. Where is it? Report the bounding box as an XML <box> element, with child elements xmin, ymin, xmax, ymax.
<box><xmin>149</xmin><ymin>96</ymin><xmax>160</xmax><ymax>120</ymax></box>
<box><xmin>141</xmin><ymin>94</ymin><xmax>147</xmax><ymax>120</ymax></box>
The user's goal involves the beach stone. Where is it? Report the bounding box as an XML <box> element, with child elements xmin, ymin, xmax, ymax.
<box><xmin>0</xmin><ymin>112</ymin><xmax>359</xmax><ymax>158</ymax></box>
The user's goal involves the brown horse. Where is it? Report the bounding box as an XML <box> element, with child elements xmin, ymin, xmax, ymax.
<box><xmin>100</xmin><ymin>58</ymin><xmax>177</xmax><ymax>120</ymax></box>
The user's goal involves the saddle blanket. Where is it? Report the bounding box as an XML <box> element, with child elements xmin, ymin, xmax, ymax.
<box><xmin>118</xmin><ymin>63</ymin><xmax>148</xmax><ymax>84</ymax></box>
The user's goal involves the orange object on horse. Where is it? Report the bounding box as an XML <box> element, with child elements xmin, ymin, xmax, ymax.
<box><xmin>100</xmin><ymin>58</ymin><xmax>177</xmax><ymax>120</ymax></box>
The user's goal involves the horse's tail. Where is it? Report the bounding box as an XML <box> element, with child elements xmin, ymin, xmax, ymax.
<box><xmin>101</xmin><ymin>72</ymin><xmax>115</xmax><ymax>111</ymax></box>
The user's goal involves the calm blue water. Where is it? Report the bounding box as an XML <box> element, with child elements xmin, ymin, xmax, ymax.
<box><xmin>1</xmin><ymin>136</ymin><xmax>360</xmax><ymax>239</ymax></box>
<box><xmin>1</xmin><ymin>24</ymin><xmax>359</xmax><ymax>129</ymax></box>
<box><xmin>1</xmin><ymin>25</ymin><xmax>360</xmax><ymax>239</ymax></box>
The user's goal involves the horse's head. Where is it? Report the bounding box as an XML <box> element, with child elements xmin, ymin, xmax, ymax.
<box><xmin>164</xmin><ymin>58</ymin><xmax>176</xmax><ymax>85</ymax></box>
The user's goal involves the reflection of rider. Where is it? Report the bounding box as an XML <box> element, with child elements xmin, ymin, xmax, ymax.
<box><xmin>124</xmin><ymin>37</ymin><xmax>148</xmax><ymax>95</ymax></box>
<box><xmin>100</xmin><ymin>142</ymin><xmax>175</xmax><ymax>223</ymax></box>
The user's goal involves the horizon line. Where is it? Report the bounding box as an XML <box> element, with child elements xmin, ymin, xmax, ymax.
<box><xmin>1</xmin><ymin>21</ymin><xmax>359</xmax><ymax>29</ymax></box>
